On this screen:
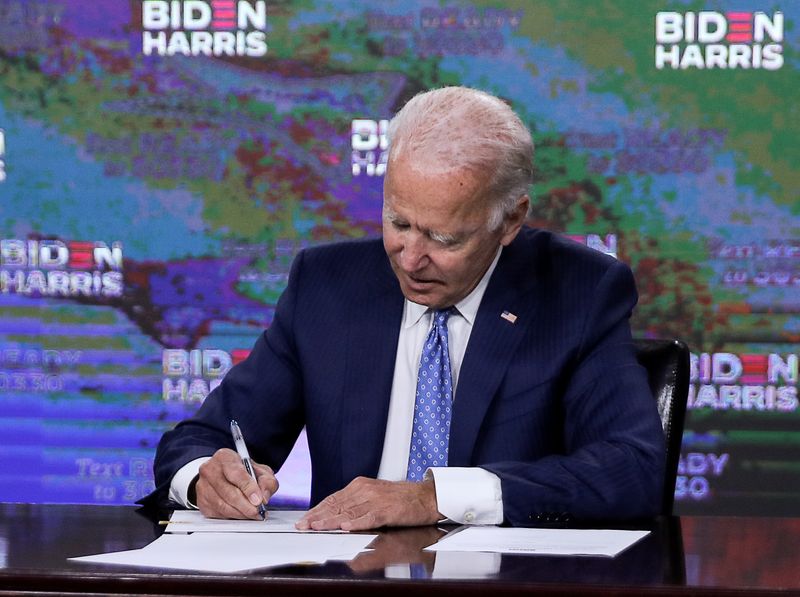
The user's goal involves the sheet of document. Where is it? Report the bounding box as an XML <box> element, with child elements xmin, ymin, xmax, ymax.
<box><xmin>70</xmin><ymin>531</ymin><xmax>377</xmax><ymax>573</ymax></box>
<box><xmin>425</xmin><ymin>526</ymin><xmax>650</xmax><ymax>557</ymax></box>
<box><xmin>164</xmin><ymin>509</ymin><xmax>325</xmax><ymax>533</ymax></box>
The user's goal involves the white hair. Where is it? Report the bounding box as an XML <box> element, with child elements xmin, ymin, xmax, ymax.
<box><xmin>386</xmin><ymin>86</ymin><xmax>534</xmax><ymax>230</ymax></box>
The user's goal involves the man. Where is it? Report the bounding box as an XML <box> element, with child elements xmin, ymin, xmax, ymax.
<box><xmin>147</xmin><ymin>87</ymin><xmax>665</xmax><ymax>529</ymax></box>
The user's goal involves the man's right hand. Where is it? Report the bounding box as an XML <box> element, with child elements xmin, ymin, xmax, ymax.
<box><xmin>195</xmin><ymin>448</ymin><xmax>279</xmax><ymax>519</ymax></box>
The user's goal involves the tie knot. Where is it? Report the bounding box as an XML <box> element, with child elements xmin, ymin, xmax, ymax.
<box><xmin>433</xmin><ymin>308</ymin><xmax>454</xmax><ymax>326</ymax></box>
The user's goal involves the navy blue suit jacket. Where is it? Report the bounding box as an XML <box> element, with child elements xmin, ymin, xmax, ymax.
<box><xmin>149</xmin><ymin>227</ymin><xmax>665</xmax><ymax>525</ymax></box>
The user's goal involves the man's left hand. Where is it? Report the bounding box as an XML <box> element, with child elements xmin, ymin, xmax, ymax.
<box><xmin>296</xmin><ymin>477</ymin><xmax>441</xmax><ymax>531</ymax></box>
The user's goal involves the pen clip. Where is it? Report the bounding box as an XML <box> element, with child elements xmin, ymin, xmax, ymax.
<box><xmin>230</xmin><ymin>419</ymin><xmax>243</xmax><ymax>442</ymax></box>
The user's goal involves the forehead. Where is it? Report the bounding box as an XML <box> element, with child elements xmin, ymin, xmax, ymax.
<box><xmin>383</xmin><ymin>158</ymin><xmax>491</xmax><ymax>225</ymax></box>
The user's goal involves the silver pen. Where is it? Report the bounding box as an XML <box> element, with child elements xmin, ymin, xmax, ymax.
<box><xmin>230</xmin><ymin>419</ymin><xmax>267</xmax><ymax>520</ymax></box>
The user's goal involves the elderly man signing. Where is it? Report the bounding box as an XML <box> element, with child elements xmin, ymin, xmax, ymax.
<box><xmin>146</xmin><ymin>86</ymin><xmax>664</xmax><ymax>529</ymax></box>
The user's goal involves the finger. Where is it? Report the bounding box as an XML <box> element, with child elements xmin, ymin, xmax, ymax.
<box><xmin>199</xmin><ymin>451</ymin><xmax>263</xmax><ymax>518</ymax></box>
<box><xmin>195</xmin><ymin>458</ymin><xmax>233</xmax><ymax>517</ymax></box>
<box><xmin>340</xmin><ymin>510</ymin><xmax>380</xmax><ymax>531</ymax></box>
<box><xmin>198</xmin><ymin>464</ymin><xmax>259</xmax><ymax>519</ymax></box>
<box><xmin>307</xmin><ymin>501</ymin><xmax>373</xmax><ymax>531</ymax></box>
<box><xmin>195</xmin><ymin>476</ymin><xmax>255</xmax><ymax>519</ymax></box>
<box><xmin>221</xmin><ymin>458</ymin><xmax>265</xmax><ymax>508</ymax></box>
<box><xmin>296</xmin><ymin>505</ymin><xmax>331</xmax><ymax>530</ymax></box>
<box><xmin>298</xmin><ymin>479</ymin><xmax>376</xmax><ymax>529</ymax></box>
<box><xmin>296</xmin><ymin>496</ymin><xmax>342</xmax><ymax>530</ymax></box>
<box><xmin>308</xmin><ymin>514</ymin><xmax>358</xmax><ymax>530</ymax></box>
<box><xmin>253</xmin><ymin>463</ymin><xmax>279</xmax><ymax>500</ymax></box>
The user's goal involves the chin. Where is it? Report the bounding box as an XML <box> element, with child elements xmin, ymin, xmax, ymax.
<box><xmin>404</xmin><ymin>292</ymin><xmax>433</xmax><ymax>307</ymax></box>
<box><xmin>399</xmin><ymin>287</ymin><xmax>434</xmax><ymax>307</ymax></box>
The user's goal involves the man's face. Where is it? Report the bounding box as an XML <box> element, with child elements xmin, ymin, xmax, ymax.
<box><xmin>382</xmin><ymin>156</ymin><xmax>522</xmax><ymax>309</ymax></box>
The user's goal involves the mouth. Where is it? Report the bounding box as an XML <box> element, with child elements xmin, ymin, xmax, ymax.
<box><xmin>404</xmin><ymin>274</ymin><xmax>441</xmax><ymax>290</ymax></box>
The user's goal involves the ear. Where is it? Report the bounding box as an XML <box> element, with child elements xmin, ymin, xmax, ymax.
<box><xmin>499</xmin><ymin>195</ymin><xmax>530</xmax><ymax>246</ymax></box>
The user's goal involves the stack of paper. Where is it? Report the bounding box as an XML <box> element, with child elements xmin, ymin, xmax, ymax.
<box><xmin>70</xmin><ymin>511</ymin><xmax>376</xmax><ymax>573</ymax></box>
<box><xmin>426</xmin><ymin>526</ymin><xmax>649</xmax><ymax>557</ymax></box>
<box><xmin>162</xmin><ymin>509</ymin><xmax>323</xmax><ymax>533</ymax></box>
<box><xmin>70</xmin><ymin>510</ymin><xmax>651</xmax><ymax>572</ymax></box>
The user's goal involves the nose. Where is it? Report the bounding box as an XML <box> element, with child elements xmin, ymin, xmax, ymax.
<box><xmin>397</xmin><ymin>234</ymin><xmax>429</xmax><ymax>273</ymax></box>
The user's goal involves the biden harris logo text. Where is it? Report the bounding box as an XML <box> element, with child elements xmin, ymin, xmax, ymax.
<box><xmin>141</xmin><ymin>0</ymin><xmax>268</xmax><ymax>57</ymax></box>
<box><xmin>655</xmin><ymin>11</ymin><xmax>783</xmax><ymax>70</ymax></box>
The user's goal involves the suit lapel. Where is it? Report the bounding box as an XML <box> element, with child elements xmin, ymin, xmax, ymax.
<box><xmin>449</xmin><ymin>236</ymin><xmax>542</xmax><ymax>466</ymax></box>
<box><xmin>339</xmin><ymin>254</ymin><xmax>404</xmax><ymax>483</ymax></box>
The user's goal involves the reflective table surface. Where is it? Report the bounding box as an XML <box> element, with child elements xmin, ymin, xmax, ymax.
<box><xmin>0</xmin><ymin>503</ymin><xmax>798</xmax><ymax>596</ymax></box>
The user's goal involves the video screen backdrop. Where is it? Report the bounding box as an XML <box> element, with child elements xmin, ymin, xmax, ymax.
<box><xmin>0</xmin><ymin>0</ymin><xmax>797</xmax><ymax>515</ymax></box>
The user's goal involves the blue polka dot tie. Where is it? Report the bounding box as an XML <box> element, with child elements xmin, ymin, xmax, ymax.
<box><xmin>407</xmin><ymin>308</ymin><xmax>454</xmax><ymax>482</ymax></box>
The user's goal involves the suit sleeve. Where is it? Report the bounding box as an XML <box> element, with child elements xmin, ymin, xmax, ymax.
<box><xmin>481</xmin><ymin>260</ymin><xmax>666</xmax><ymax>525</ymax></box>
<box><xmin>141</xmin><ymin>251</ymin><xmax>308</xmax><ymax>509</ymax></box>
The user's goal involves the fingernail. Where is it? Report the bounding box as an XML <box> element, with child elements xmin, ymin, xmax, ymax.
<box><xmin>249</xmin><ymin>492</ymin><xmax>261</xmax><ymax>506</ymax></box>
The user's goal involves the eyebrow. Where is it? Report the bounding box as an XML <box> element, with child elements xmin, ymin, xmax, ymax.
<box><xmin>382</xmin><ymin>205</ymin><xmax>400</xmax><ymax>222</ymax></box>
<box><xmin>383</xmin><ymin>207</ymin><xmax>462</xmax><ymax>245</ymax></box>
<box><xmin>428</xmin><ymin>229</ymin><xmax>459</xmax><ymax>245</ymax></box>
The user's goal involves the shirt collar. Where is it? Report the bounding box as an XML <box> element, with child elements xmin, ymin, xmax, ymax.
<box><xmin>402</xmin><ymin>247</ymin><xmax>503</xmax><ymax>328</ymax></box>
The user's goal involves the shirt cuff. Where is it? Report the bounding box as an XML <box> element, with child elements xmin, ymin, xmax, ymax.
<box><xmin>426</xmin><ymin>467</ymin><xmax>503</xmax><ymax>525</ymax></box>
<box><xmin>168</xmin><ymin>457</ymin><xmax>211</xmax><ymax>508</ymax></box>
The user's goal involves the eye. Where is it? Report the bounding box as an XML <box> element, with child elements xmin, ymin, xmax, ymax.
<box><xmin>391</xmin><ymin>220</ymin><xmax>410</xmax><ymax>230</ymax></box>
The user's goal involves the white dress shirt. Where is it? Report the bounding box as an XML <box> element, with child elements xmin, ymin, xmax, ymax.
<box><xmin>170</xmin><ymin>249</ymin><xmax>505</xmax><ymax>525</ymax></box>
<box><xmin>376</xmin><ymin>248</ymin><xmax>504</xmax><ymax>524</ymax></box>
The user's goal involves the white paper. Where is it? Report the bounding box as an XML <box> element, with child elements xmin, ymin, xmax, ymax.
<box><xmin>425</xmin><ymin>526</ymin><xmax>649</xmax><ymax>557</ymax></box>
<box><xmin>164</xmin><ymin>509</ymin><xmax>327</xmax><ymax>533</ymax></box>
<box><xmin>70</xmin><ymin>531</ymin><xmax>377</xmax><ymax>573</ymax></box>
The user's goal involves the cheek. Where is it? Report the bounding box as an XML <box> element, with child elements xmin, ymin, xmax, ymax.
<box><xmin>431</xmin><ymin>254</ymin><xmax>466</xmax><ymax>282</ymax></box>
<box><xmin>444</xmin><ymin>247</ymin><xmax>490</xmax><ymax>286</ymax></box>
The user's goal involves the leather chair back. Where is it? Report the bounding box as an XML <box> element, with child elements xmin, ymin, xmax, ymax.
<box><xmin>634</xmin><ymin>339</ymin><xmax>690</xmax><ymax>515</ymax></box>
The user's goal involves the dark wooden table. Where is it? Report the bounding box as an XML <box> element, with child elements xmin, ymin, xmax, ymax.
<box><xmin>0</xmin><ymin>503</ymin><xmax>798</xmax><ymax>596</ymax></box>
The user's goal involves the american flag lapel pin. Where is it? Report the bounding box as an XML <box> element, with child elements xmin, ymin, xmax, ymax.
<box><xmin>500</xmin><ymin>310</ymin><xmax>518</xmax><ymax>324</ymax></box>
